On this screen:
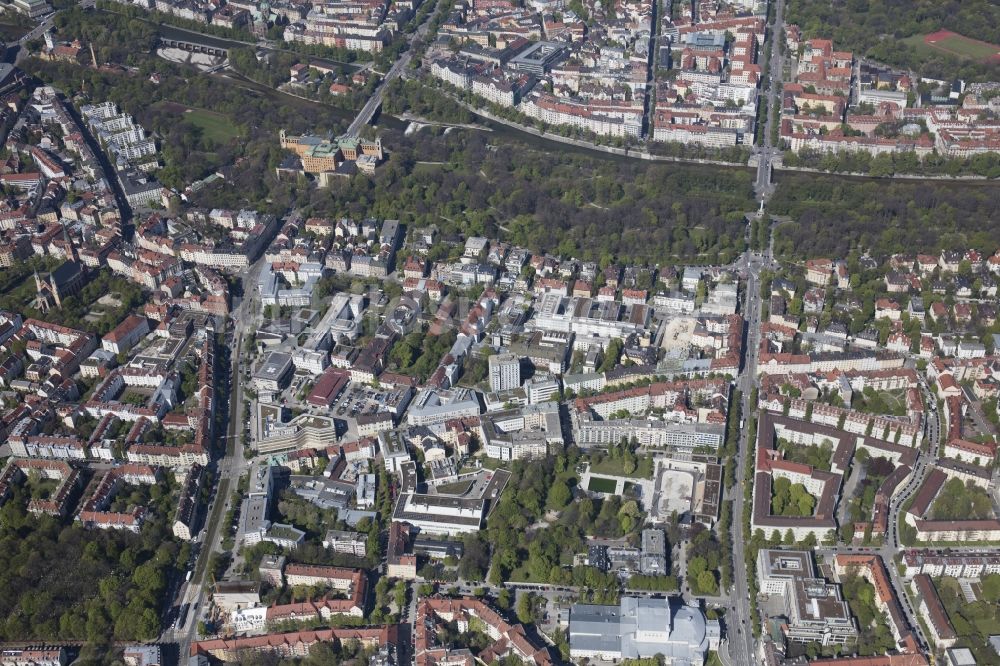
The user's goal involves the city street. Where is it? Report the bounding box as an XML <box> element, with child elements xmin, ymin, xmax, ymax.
<box><xmin>168</xmin><ymin>253</ymin><xmax>268</xmax><ymax>656</ymax></box>
<box><xmin>754</xmin><ymin>0</ymin><xmax>787</xmax><ymax>202</ymax></box>
<box><xmin>725</xmin><ymin>225</ymin><xmax>773</xmax><ymax>666</ymax></box>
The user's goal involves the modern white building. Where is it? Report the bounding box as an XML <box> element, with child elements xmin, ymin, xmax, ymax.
<box><xmin>406</xmin><ymin>387</ymin><xmax>481</xmax><ymax>426</ymax></box>
<box><xmin>525</xmin><ymin>377</ymin><xmax>560</xmax><ymax>404</ymax></box>
<box><xmin>756</xmin><ymin>550</ymin><xmax>858</xmax><ymax>647</ymax></box>
<box><xmin>530</xmin><ymin>293</ymin><xmax>651</xmax><ymax>350</ymax></box>
<box><xmin>480</xmin><ymin>402</ymin><xmax>563</xmax><ymax>460</ymax></box>
<box><xmin>252</xmin><ymin>352</ymin><xmax>294</xmax><ymax>393</ymax></box>
<box><xmin>569</xmin><ymin>597</ymin><xmax>719</xmax><ymax>662</ymax></box>
<box><xmin>323</xmin><ymin>529</ymin><xmax>367</xmax><ymax>557</ymax></box>
<box><xmin>391</xmin><ymin>493</ymin><xmax>488</xmax><ymax>536</ymax></box>
<box><xmin>488</xmin><ymin>352</ymin><xmax>521</xmax><ymax>392</ymax></box>
<box><xmin>574</xmin><ymin>413</ymin><xmax>725</xmax><ymax>451</ymax></box>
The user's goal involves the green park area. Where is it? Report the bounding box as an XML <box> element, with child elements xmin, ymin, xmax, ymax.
<box><xmin>156</xmin><ymin>102</ymin><xmax>242</xmax><ymax>142</ymax></box>
<box><xmin>852</xmin><ymin>388</ymin><xmax>907</xmax><ymax>417</ymax></box>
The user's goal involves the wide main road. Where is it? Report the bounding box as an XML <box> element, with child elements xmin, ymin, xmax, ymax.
<box><xmin>727</xmin><ymin>232</ymin><xmax>772</xmax><ymax>666</ymax></box>
<box><xmin>754</xmin><ymin>0</ymin><xmax>787</xmax><ymax>201</ymax></box>
<box><xmin>172</xmin><ymin>254</ymin><xmax>267</xmax><ymax>659</ymax></box>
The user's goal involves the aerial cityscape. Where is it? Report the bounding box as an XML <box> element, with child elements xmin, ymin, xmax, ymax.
<box><xmin>0</xmin><ymin>0</ymin><xmax>997</xmax><ymax>663</ymax></box>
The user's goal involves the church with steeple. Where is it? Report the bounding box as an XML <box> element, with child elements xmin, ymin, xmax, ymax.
<box><xmin>33</xmin><ymin>224</ymin><xmax>86</xmax><ymax>312</ymax></box>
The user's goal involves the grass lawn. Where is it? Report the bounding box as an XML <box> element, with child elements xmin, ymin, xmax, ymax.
<box><xmin>588</xmin><ymin>477</ymin><xmax>618</xmax><ymax>493</ymax></box>
<box><xmin>27</xmin><ymin>476</ymin><xmax>59</xmax><ymax>501</ymax></box>
<box><xmin>121</xmin><ymin>389</ymin><xmax>151</xmax><ymax>406</ymax></box>
<box><xmin>412</xmin><ymin>162</ymin><xmax>446</xmax><ymax>174</ymax></box>
<box><xmin>185</xmin><ymin>107</ymin><xmax>242</xmax><ymax>142</ymax></box>
<box><xmin>930</xmin><ymin>34</ymin><xmax>1000</xmax><ymax>60</ymax></box>
<box><xmin>853</xmin><ymin>388</ymin><xmax>906</xmax><ymax>417</ymax></box>
<box><xmin>901</xmin><ymin>34</ymin><xmax>945</xmax><ymax>59</ymax></box>
<box><xmin>159</xmin><ymin>102</ymin><xmax>241</xmax><ymax>142</ymax></box>
<box><xmin>588</xmin><ymin>455</ymin><xmax>654</xmax><ymax>479</ymax></box>
<box><xmin>469</xmin><ymin>456</ymin><xmax>507</xmax><ymax>471</ymax></box>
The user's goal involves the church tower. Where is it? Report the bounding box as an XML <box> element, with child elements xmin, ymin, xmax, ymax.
<box><xmin>61</xmin><ymin>221</ymin><xmax>79</xmax><ymax>264</ymax></box>
<box><xmin>33</xmin><ymin>270</ymin><xmax>52</xmax><ymax>312</ymax></box>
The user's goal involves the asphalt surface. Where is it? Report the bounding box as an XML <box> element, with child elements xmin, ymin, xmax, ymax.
<box><xmin>344</xmin><ymin>2</ymin><xmax>437</xmax><ymax>137</ymax></box>
<box><xmin>754</xmin><ymin>0</ymin><xmax>786</xmax><ymax>202</ymax></box>
<box><xmin>726</xmin><ymin>239</ymin><xmax>770</xmax><ymax>666</ymax></box>
<box><xmin>168</xmin><ymin>253</ymin><xmax>269</xmax><ymax>658</ymax></box>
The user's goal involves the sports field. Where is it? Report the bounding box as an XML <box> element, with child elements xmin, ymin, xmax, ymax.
<box><xmin>588</xmin><ymin>477</ymin><xmax>618</xmax><ymax>493</ymax></box>
<box><xmin>903</xmin><ymin>30</ymin><xmax>1000</xmax><ymax>63</ymax></box>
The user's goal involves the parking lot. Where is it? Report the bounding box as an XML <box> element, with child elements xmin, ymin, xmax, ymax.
<box><xmin>333</xmin><ymin>384</ymin><xmax>389</xmax><ymax>418</ymax></box>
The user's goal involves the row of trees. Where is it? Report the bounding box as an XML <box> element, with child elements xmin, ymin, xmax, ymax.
<box><xmin>686</xmin><ymin>524</ymin><xmax>725</xmax><ymax>596</ymax></box>
<box><xmin>628</xmin><ymin>573</ymin><xmax>680</xmax><ymax>592</ymax></box>
<box><xmin>783</xmin><ymin>148</ymin><xmax>1000</xmax><ymax>179</ymax></box>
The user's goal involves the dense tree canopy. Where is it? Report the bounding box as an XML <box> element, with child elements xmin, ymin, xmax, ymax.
<box><xmin>771</xmin><ymin>477</ymin><xmax>816</xmax><ymax>517</ymax></box>
<box><xmin>768</xmin><ymin>173</ymin><xmax>1000</xmax><ymax>258</ymax></box>
<box><xmin>786</xmin><ymin>0</ymin><xmax>1000</xmax><ymax>81</ymax></box>
<box><xmin>0</xmin><ymin>484</ymin><xmax>182</xmax><ymax>645</ymax></box>
<box><xmin>298</xmin><ymin>130</ymin><xmax>755</xmax><ymax>266</ymax></box>
<box><xmin>931</xmin><ymin>478</ymin><xmax>994</xmax><ymax>521</ymax></box>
